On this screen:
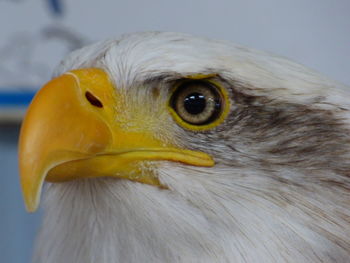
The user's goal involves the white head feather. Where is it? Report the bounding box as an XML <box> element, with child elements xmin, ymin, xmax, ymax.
<box><xmin>34</xmin><ymin>32</ymin><xmax>350</xmax><ymax>263</ymax></box>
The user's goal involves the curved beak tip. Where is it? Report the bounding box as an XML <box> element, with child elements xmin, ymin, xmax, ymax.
<box><xmin>18</xmin><ymin>68</ymin><xmax>216</xmax><ymax>213</ymax></box>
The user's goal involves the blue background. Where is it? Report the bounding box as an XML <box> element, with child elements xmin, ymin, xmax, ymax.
<box><xmin>0</xmin><ymin>124</ymin><xmax>41</xmax><ymax>262</ymax></box>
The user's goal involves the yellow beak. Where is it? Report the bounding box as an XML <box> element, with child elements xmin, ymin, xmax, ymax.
<box><xmin>19</xmin><ymin>68</ymin><xmax>214</xmax><ymax>212</ymax></box>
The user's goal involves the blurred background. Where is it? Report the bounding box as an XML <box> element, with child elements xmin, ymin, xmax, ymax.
<box><xmin>0</xmin><ymin>0</ymin><xmax>349</xmax><ymax>262</ymax></box>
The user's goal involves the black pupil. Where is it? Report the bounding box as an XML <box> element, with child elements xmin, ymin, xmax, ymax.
<box><xmin>184</xmin><ymin>92</ymin><xmax>206</xmax><ymax>115</ymax></box>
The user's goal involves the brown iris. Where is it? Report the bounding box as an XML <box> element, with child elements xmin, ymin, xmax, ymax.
<box><xmin>170</xmin><ymin>81</ymin><xmax>223</xmax><ymax>125</ymax></box>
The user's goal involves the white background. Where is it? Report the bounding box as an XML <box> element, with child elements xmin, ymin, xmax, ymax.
<box><xmin>0</xmin><ymin>0</ymin><xmax>349</xmax><ymax>89</ymax></box>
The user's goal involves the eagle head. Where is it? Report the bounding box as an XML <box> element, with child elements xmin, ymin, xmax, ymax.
<box><xmin>19</xmin><ymin>32</ymin><xmax>350</xmax><ymax>262</ymax></box>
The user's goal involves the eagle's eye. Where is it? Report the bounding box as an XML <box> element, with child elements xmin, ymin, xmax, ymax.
<box><xmin>169</xmin><ymin>80</ymin><xmax>229</xmax><ymax>130</ymax></box>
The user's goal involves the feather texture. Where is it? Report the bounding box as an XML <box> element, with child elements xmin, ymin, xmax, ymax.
<box><xmin>34</xmin><ymin>32</ymin><xmax>350</xmax><ymax>262</ymax></box>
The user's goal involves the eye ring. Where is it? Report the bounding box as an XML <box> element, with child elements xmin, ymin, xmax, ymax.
<box><xmin>169</xmin><ymin>80</ymin><xmax>229</xmax><ymax>130</ymax></box>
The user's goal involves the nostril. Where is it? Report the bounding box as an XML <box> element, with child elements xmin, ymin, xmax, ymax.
<box><xmin>85</xmin><ymin>91</ymin><xmax>103</xmax><ymax>108</ymax></box>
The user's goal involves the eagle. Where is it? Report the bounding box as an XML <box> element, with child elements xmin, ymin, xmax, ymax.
<box><xmin>19</xmin><ymin>32</ymin><xmax>350</xmax><ymax>263</ymax></box>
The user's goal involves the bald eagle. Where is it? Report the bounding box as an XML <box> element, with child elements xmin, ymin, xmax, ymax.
<box><xmin>19</xmin><ymin>32</ymin><xmax>350</xmax><ymax>263</ymax></box>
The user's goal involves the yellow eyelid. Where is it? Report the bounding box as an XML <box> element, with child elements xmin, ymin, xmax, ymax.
<box><xmin>168</xmin><ymin>79</ymin><xmax>231</xmax><ymax>131</ymax></box>
<box><xmin>184</xmin><ymin>73</ymin><xmax>217</xmax><ymax>79</ymax></box>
